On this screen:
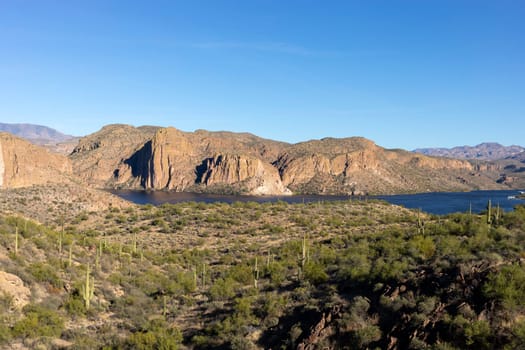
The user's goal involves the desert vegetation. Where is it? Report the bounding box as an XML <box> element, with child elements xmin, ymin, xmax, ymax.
<box><xmin>1</xmin><ymin>191</ymin><xmax>525</xmax><ymax>349</ymax></box>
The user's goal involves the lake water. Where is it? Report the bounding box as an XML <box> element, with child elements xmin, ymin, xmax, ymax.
<box><xmin>110</xmin><ymin>189</ymin><xmax>525</xmax><ymax>215</ymax></box>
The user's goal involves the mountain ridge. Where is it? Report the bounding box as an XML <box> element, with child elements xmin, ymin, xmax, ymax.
<box><xmin>67</xmin><ymin>124</ymin><xmax>509</xmax><ymax>195</ymax></box>
<box><xmin>2</xmin><ymin>123</ymin><xmax>523</xmax><ymax>195</ymax></box>
<box><xmin>0</xmin><ymin>122</ymin><xmax>75</xmax><ymax>144</ymax></box>
<box><xmin>414</xmin><ymin>142</ymin><xmax>525</xmax><ymax>161</ymax></box>
<box><xmin>0</xmin><ymin>122</ymin><xmax>79</xmax><ymax>155</ymax></box>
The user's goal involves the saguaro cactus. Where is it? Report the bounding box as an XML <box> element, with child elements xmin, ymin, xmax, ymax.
<box><xmin>487</xmin><ymin>200</ymin><xmax>492</xmax><ymax>225</ymax></box>
<box><xmin>254</xmin><ymin>257</ymin><xmax>259</xmax><ymax>289</ymax></box>
<box><xmin>301</xmin><ymin>235</ymin><xmax>307</xmax><ymax>268</ymax></box>
<box><xmin>417</xmin><ymin>209</ymin><xmax>425</xmax><ymax>235</ymax></box>
<box><xmin>201</xmin><ymin>263</ymin><xmax>206</xmax><ymax>288</ymax></box>
<box><xmin>68</xmin><ymin>242</ymin><xmax>74</xmax><ymax>267</ymax></box>
<box><xmin>81</xmin><ymin>263</ymin><xmax>95</xmax><ymax>310</ymax></box>
<box><xmin>132</xmin><ymin>233</ymin><xmax>137</xmax><ymax>254</ymax></box>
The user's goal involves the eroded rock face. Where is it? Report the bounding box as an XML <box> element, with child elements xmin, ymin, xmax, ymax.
<box><xmin>0</xmin><ymin>132</ymin><xmax>72</xmax><ymax>188</ymax></box>
<box><xmin>70</xmin><ymin>124</ymin><xmax>159</xmax><ymax>187</ymax></box>
<box><xmin>198</xmin><ymin>154</ymin><xmax>291</xmax><ymax>195</ymax></box>
<box><xmin>114</xmin><ymin>128</ymin><xmax>291</xmax><ymax>194</ymax></box>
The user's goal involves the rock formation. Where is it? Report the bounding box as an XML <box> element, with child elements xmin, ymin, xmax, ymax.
<box><xmin>70</xmin><ymin>124</ymin><xmax>159</xmax><ymax>186</ymax></box>
<box><xmin>67</xmin><ymin>125</ymin><xmax>511</xmax><ymax>195</ymax></box>
<box><xmin>0</xmin><ymin>124</ymin><xmax>515</xmax><ymax>195</ymax></box>
<box><xmin>198</xmin><ymin>153</ymin><xmax>292</xmax><ymax>195</ymax></box>
<box><xmin>0</xmin><ymin>132</ymin><xmax>72</xmax><ymax>188</ymax></box>
<box><xmin>107</xmin><ymin>126</ymin><xmax>291</xmax><ymax>195</ymax></box>
<box><xmin>0</xmin><ymin>271</ymin><xmax>31</xmax><ymax>311</ymax></box>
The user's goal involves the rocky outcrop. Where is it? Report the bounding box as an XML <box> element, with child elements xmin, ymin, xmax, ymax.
<box><xmin>142</xmin><ymin>127</ymin><xmax>198</xmax><ymax>190</ymax></box>
<box><xmin>296</xmin><ymin>305</ymin><xmax>342</xmax><ymax>350</ymax></box>
<box><xmin>0</xmin><ymin>271</ymin><xmax>31</xmax><ymax>311</ymax></box>
<box><xmin>112</xmin><ymin>127</ymin><xmax>291</xmax><ymax>195</ymax></box>
<box><xmin>198</xmin><ymin>154</ymin><xmax>291</xmax><ymax>195</ymax></box>
<box><xmin>0</xmin><ymin>132</ymin><xmax>72</xmax><ymax>188</ymax></box>
<box><xmin>70</xmin><ymin>124</ymin><xmax>159</xmax><ymax>187</ymax></box>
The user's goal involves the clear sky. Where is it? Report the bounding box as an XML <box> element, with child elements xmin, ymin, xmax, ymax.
<box><xmin>0</xmin><ymin>1</ymin><xmax>524</xmax><ymax>150</ymax></box>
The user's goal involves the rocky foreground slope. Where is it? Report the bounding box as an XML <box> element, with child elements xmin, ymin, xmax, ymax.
<box><xmin>67</xmin><ymin>124</ymin><xmax>508</xmax><ymax>195</ymax></box>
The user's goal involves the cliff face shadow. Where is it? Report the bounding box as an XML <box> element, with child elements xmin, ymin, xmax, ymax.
<box><xmin>124</xmin><ymin>140</ymin><xmax>153</xmax><ymax>188</ymax></box>
<box><xmin>195</xmin><ymin>157</ymin><xmax>213</xmax><ymax>184</ymax></box>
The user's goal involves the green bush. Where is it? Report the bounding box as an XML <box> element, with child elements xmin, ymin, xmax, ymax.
<box><xmin>28</xmin><ymin>262</ymin><xmax>63</xmax><ymax>289</ymax></box>
<box><xmin>209</xmin><ymin>277</ymin><xmax>236</xmax><ymax>301</ymax></box>
<box><xmin>303</xmin><ymin>261</ymin><xmax>328</xmax><ymax>285</ymax></box>
<box><xmin>12</xmin><ymin>304</ymin><xmax>64</xmax><ymax>338</ymax></box>
<box><xmin>483</xmin><ymin>264</ymin><xmax>525</xmax><ymax>310</ymax></box>
<box><xmin>126</xmin><ymin>322</ymin><xmax>182</xmax><ymax>350</ymax></box>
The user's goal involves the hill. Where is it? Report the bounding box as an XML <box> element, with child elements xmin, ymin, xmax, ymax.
<box><xmin>414</xmin><ymin>142</ymin><xmax>525</xmax><ymax>161</ymax></box>
<box><xmin>0</xmin><ymin>123</ymin><xmax>518</xmax><ymax>195</ymax></box>
<box><xmin>69</xmin><ymin>125</ymin><xmax>507</xmax><ymax>195</ymax></box>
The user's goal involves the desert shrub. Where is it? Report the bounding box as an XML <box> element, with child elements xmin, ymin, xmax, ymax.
<box><xmin>303</xmin><ymin>261</ymin><xmax>328</xmax><ymax>285</ymax></box>
<box><xmin>407</xmin><ymin>235</ymin><xmax>436</xmax><ymax>261</ymax></box>
<box><xmin>0</xmin><ymin>322</ymin><xmax>11</xmax><ymax>343</ymax></box>
<box><xmin>28</xmin><ymin>262</ymin><xmax>63</xmax><ymax>289</ymax></box>
<box><xmin>505</xmin><ymin>320</ymin><xmax>525</xmax><ymax>350</ymax></box>
<box><xmin>209</xmin><ymin>277</ymin><xmax>236</xmax><ymax>301</ymax></box>
<box><xmin>12</xmin><ymin>304</ymin><xmax>64</xmax><ymax>338</ymax></box>
<box><xmin>483</xmin><ymin>264</ymin><xmax>525</xmax><ymax>310</ymax></box>
<box><xmin>464</xmin><ymin>320</ymin><xmax>491</xmax><ymax>349</ymax></box>
<box><xmin>262</xmin><ymin>261</ymin><xmax>285</xmax><ymax>287</ymax></box>
<box><xmin>227</xmin><ymin>263</ymin><xmax>254</xmax><ymax>285</ymax></box>
<box><xmin>351</xmin><ymin>325</ymin><xmax>382</xmax><ymax>348</ymax></box>
<box><xmin>125</xmin><ymin>318</ymin><xmax>182</xmax><ymax>350</ymax></box>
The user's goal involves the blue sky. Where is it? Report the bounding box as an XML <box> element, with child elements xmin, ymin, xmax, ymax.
<box><xmin>0</xmin><ymin>1</ymin><xmax>524</xmax><ymax>149</ymax></box>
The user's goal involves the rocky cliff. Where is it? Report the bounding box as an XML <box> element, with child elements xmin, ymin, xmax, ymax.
<box><xmin>70</xmin><ymin>125</ymin><xmax>507</xmax><ymax>195</ymax></box>
<box><xmin>0</xmin><ymin>124</ymin><xmax>513</xmax><ymax>195</ymax></box>
<box><xmin>70</xmin><ymin>124</ymin><xmax>159</xmax><ymax>186</ymax></box>
<box><xmin>109</xmin><ymin>127</ymin><xmax>290</xmax><ymax>194</ymax></box>
<box><xmin>199</xmin><ymin>153</ymin><xmax>291</xmax><ymax>195</ymax></box>
<box><xmin>0</xmin><ymin>132</ymin><xmax>72</xmax><ymax>188</ymax></box>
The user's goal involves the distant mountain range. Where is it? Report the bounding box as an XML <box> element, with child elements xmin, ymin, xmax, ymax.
<box><xmin>0</xmin><ymin>122</ymin><xmax>78</xmax><ymax>154</ymax></box>
<box><xmin>0</xmin><ymin>122</ymin><xmax>75</xmax><ymax>144</ymax></box>
<box><xmin>414</xmin><ymin>143</ymin><xmax>525</xmax><ymax>161</ymax></box>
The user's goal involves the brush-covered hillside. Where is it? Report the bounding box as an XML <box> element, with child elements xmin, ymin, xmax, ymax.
<box><xmin>1</xmin><ymin>189</ymin><xmax>525</xmax><ymax>349</ymax></box>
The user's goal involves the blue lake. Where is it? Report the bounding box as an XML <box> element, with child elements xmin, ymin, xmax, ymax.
<box><xmin>110</xmin><ymin>189</ymin><xmax>525</xmax><ymax>215</ymax></box>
